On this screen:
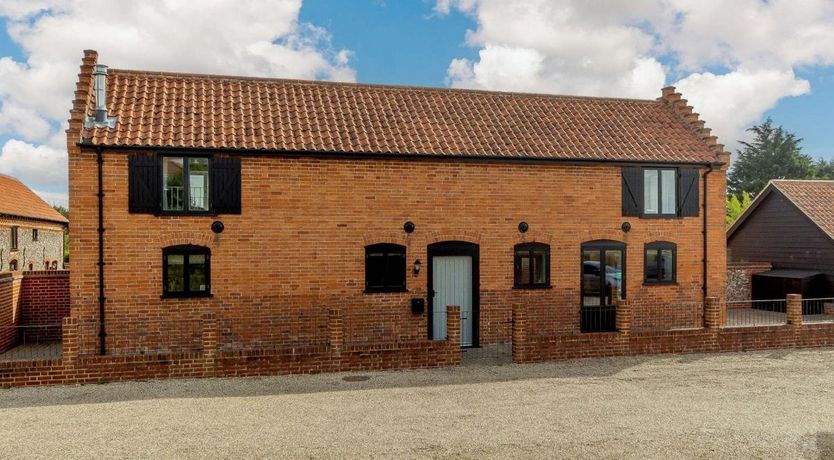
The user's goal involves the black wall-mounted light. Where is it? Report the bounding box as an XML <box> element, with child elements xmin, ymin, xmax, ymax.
<box><xmin>413</xmin><ymin>259</ymin><xmax>422</xmax><ymax>275</ymax></box>
<box><xmin>211</xmin><ymin>221</ymin><xmax>225</xmax><ymax>234</ymax></box>
<box><xmin>518</xmin><ymin>221</ymin><xmax>529</xmax><ymax>233</ymax></box>
<box><xmin>621</xmin><ymin>221</ymin><xmax>631</xmax><ymax>233</ymax></box>
<box><xmin>403</xmin><ymin>221</ymin><xmax>415</xmax><ymax>233</ymax></box>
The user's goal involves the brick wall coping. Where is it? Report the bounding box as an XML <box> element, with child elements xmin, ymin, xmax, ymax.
<box><xmin>727</xmin><ymin>262</ymin><xmax>773</xmax><ymax>270</ymax></box>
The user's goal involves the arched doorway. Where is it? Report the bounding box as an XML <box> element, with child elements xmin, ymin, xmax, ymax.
<box><xmin>427</xmin><ymin>241</ymin><xmax>479</xmax><ymax>347</ymax></box>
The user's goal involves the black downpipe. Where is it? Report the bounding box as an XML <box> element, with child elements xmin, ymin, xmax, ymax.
<box><xmin>97</xmin><ymin>147</ymin><xmax>107</xmax><ymax>355</ymax></box>
<box><xmin>702</xmin><ymin>165</ymin><xmax>714</xmax><ymax>300</ymax></box>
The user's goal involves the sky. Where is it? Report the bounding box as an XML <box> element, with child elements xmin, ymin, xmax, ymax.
<box><xmin>0</xmin><ymin>0</ymin><xmax>833</xmax><ymax>208</ymax></box>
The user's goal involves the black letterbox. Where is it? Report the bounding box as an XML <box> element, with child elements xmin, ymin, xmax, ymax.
<box><xmin>411</xmin><ymin>298</ymin><xmax>425</xmax><ymax>315</ymax></box>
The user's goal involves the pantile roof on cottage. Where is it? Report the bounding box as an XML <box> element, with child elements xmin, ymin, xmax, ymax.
<box><xmin>75</xmin><ymin>51</ymin><xmax>726</xmax><ymax>165</ymax></box>
<box><xmin>0</xmin><ymin>174</ymin><xmax>68</xmax><ymax>225</ymax></box>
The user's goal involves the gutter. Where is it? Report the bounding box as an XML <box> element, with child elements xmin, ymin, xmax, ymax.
<box><xmin>702</xmin><ymin>165</ymin><xmax>714</xmax><ymax>300</ymax></box>
<box><xmin>96</xmin><ymin>147</ymin><xmax>107</xmax><ymax>355</ymax></box>
<box><xmin>77</xmin><ymin>142</ymin><xmax>721</xmax><ymax>168</ymax></box>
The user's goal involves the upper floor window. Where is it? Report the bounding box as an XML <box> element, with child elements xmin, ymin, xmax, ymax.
<box><xmin>644</xmin><ymin>242</ymin><xmax>676</xmax><ymax>284</ymax></box>
<box><xmin>10</xmin><ymin>226</ymin><xmax>18</xmax><ymax>250</ymax></box>
<box><xmin>162</xmin><ymin>245</ymin><xmax>211</xmax><ymax>298</ymax></box>
<box><xmin>365</xmin><ymin>243</ymin><xmax>406</xmax><ymax>293</ymax></box>
<box><xmin>163</xmin><ymin>157</ymin><xmax>209</xmax><ymax>212</ymax></box>
<box><xmin>643</xmin><ymin>168</ymin><xmax>677</xmax><ymax>216</ymax></box>
<box><xmin>621</xmin><ymin>167</ymin><xmax>700</xmax><ymax>218</ymax></box>
<box><xmin>32</xmin><ymin>228</ymin><xmax>38</xmax><ymax>241</ymax></box>
<box><xmin>129</xmin><ymin>155</ymin><xmax>241</xmax><ymax>215</ymax></box>
<box><xmin>514</xmin><ymin>243</ymin><xmax>550</xmax><ymax>288</ymax></box>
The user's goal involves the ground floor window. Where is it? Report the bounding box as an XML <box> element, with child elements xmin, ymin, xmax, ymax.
<box><xmin>163</xmin><ymin>245</ymin><xmax>211</xmax><ymax>297</ymax></box>
<box><xmin>644</xmin><ymin>242</ymin><xmax>676</xmax><ymax>284</ymax></box>
<box><xmin>365</xmin><ymin>243</ymin><xmax>406</xmax><ymax>293</ymax></box>
<box><xmin>514</xmin><ymin>243</ymin><xmax>550</xmax><ymax>288</ymax></box>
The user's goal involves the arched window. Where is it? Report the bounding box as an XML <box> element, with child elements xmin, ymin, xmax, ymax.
<box><xmin>27</xmin><ymin>262</ymin><xmax>33</xmax><ymax>271</ymax></box>
<box><xmin>9</xmin><ymin>260</ymin><xmax>17</xmax><ymax>271</ymax></box>
<box><xmin>644</xmin><ymin>241</ymin><xmax>676</xmax><ymax>284</ymax></box>
<box><xmin>514</xmin><ymin>243</ymin><xmax>550</xmax><ymax>288</ymax></box>
<box><xmin>162</xmin><ymin>245</ymin><xmax>211</xmax><ymax>298</ymax></box>
<box><xmin>365</xmin><ymin>243</ymin><xmax>406</xmax><ymax>293</ymax></box>
<box><xmin>51</xmin><ymin>261</ymin><xmax>58</xmax><ymax>270</ymax></box>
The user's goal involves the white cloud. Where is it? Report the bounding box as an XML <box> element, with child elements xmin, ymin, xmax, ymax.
<box><xmin>438</xmin><ymin>0</ymin><xmax>834</xmax><ymax>152</ymax></box>
<box><xmin>0</xmin><ymin>0</ymin><xmax>356</xmax><ymax>204</ymax></box>
<box><xmin>32</xmin><ymin>189</ymin><xmax>68</xmax><ymax>208</ymax></box>
<box><xmin>0</xmin><ymin>139</ymin><xmax>67</xmax><ymax>191</ymax></box>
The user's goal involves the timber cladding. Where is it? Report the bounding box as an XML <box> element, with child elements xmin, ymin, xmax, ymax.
<box><xmin>68</xmin><ymin>149</ymin><xmax>727</xmax><ymax>356</ymax></box>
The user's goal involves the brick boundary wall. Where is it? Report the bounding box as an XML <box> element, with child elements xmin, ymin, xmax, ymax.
<box><xmin>0</xmin><ymin>273</ymin><xmax>22</xmax><ymax>353</ymax></box>
<box><xmin>19</xmin><ymin>271</ymin><xmax>70</xmax><ymax>342</ymax></box>
<box><xmin>727</xmin><ymin>262</ymin><xmax>772</xmax><ymax>303</ymax></box>
<box><xmin>513</xmin><ymin>296</ymin><xmax>834</xmax><ymax>363</ymax></box>
<box><xmin>0</xmin><ymin>306</ymin><xmax>461</xmax><ymax>388</ymax></box>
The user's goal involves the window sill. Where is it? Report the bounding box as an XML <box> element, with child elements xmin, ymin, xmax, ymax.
<box><xmin>643</xmin><ymin>281</ymin><xmax>678</xmax><ymax>286</ymax></box>
<box><xmin>161</xmin><ymin>293</ymin><xmax>213</xmax><ymax>299</ymax></box>
<box><xmin>513</xmin><ymin>285</ymin><xmax>552</xmax><ymax>290</ymax></box>
<box><xmin>639</xmin><ymin>214</ymin><xmax>683</xmax><ymax>219</ymax></box>
<box><xmin>155</xmin><ymin>210</ymin><xmax>218</xmax><ymax>217</ymax></box>
<box><xmin>364</xmin><ymin>288</ymin><xmax>409</xmax><ymax>295</ymax></box>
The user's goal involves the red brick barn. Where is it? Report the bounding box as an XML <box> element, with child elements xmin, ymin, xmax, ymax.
<box><xmin>67</xmin><ymin>50</ymin><xmax>728</xmax><ymax>366</ymax></box>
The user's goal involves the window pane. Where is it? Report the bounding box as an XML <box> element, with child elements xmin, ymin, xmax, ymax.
<box><xmin>532</xmin><ymin>251</ymin><xmax>547</xmax><ymax>285</ymax></box>
<box><xmin>582</xmin><ymin>250</ymin><xmax>601</xmax><ymax>306</ymax></box>
<box><xmin>189</xmin><ymin>158</ymin><xmax>210</xmax><ymax>211</ymax></box>
<box><xmin>163</xmin><ymin>157</ymin><xmax>185</xmax><ymax>211</ymax></box>
<box><xmin>644</xmin><ymin>169</ymin><xmax>659</xmax><ymax>214</ymax></box>
<box><xmin>605</xmin><ymin>250</ymin><xmax>623</xmax><ymax>303</ymax></box>
<box><xmin>660</xmin><ymin>249</ymin><xmax>674</xmax><ymax>282</ymax></box>
<box><xmin>661</xmin><ymin>170</ymin><xmax>676</xmax><ymax>214</ymax></box>
<box><xmin>167</xmin><ymin>254</ymin><xmax>185</xmax><ymax>292</ymax></box>
<box><xmin>189</xmin><ymin>254</ymin><xmax>207</xmax><ymax>292</ymax></box>
<box><xmin>518</xmin><ymin>255</ymin><xmax>531</xmax><ymax>285</ymax></box>
<box><xmin>645</xmin><ymin>249</ymin><xmax>659</xmax><ymax>281</ymax></box>
<box><xmin>366</xmin><ymin>253</ymin><xmax>386</xmax><ymax>289</ymax></box>
<box><xmin>385</xmin><ymin>251</ymin><xmax>405</xmax><ymax>288</ymax></box>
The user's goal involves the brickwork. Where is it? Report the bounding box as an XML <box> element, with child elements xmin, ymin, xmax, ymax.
<box><xmin>0</xmin><ymin>271</ymin><xmax>70</xmax><ymax>352</ymax></box>
<box><xmin>0</xmin><ymin>273</ymin><xmax>22</xmax><ymax>352</ymax></box>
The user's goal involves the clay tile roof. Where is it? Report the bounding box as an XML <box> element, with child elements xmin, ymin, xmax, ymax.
<box><xmin>0</xmin><ymin>174</ymin><xmax>68</xmax><ymax>225</ymax></box>
<box><xmin>80</xmin><ymin>68</ymin><xmax>721</xmax><ymax>164</ymax></box>
<box><xmin>771</xmin><ymin>180</ymin><xmax>834</xmax><ymax>240</ymax></box>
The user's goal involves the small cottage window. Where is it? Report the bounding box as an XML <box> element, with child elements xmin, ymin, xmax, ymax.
<box><xmin>644</xmin><ymin>242</ymin><xmax>676</xmax><ymax>284</ymax></box>
<box><xmin>163</xmin><ymin>157</ymin><xmax>210</xmax><ymax>212</ymax></box>
<box><xmin>162</xmin><ymin>245</ymin><xmax>211</xmax><ymax>297</ymax></box>
<box><xmin>643</xmin><ymin>169</ymin><xmax>677</xmax><ymax>216</ymax></box>
<box><xmin>365</xmin><ymin>243</ymin><xmax>406</xmax><ymax>293</ymax></box>
<box><xmin>9</xmin><ymin>260</ymin><xmax>17</xmax><ymax>271</ymax></box>
<box><xmin>514</xmin><ymin>243</ymin><xmax>550</xmax><ymax>288</ymax></box>
<box><xmin>10</xmin><ymin>226</ymin><xmax>18</xmax><ymax>250</ymax></box>
<box><xmin>32</xmin><ymin>228</ymin><xmax>38</xmax><ymax>241</ymax></box>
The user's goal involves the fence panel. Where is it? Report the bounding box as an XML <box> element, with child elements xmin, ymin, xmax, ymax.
<box><xmin>802</xmin><ymin>298</ymin><xmax>834</xmax><ymax>324</ymax></box>
<box><xmin>725</xmin><ymin>299</ymin><xmax>787</xmax><ymax>327</ymax></box>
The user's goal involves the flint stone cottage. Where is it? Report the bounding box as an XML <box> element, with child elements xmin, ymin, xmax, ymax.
<box><xmin>67</xmin><ymin>50</ymin><xmax>729</xmax><ymax>368</ymax></box>
<box><xmin>0</xmin><ymin>174</ymin><xmax>68</xmax><ymax>273</ymax></box>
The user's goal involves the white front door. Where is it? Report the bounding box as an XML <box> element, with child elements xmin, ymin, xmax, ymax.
<box><xmin>432</xmin><ymin>256</ymin><xmax>473</xmax><ymax>346</ymax></box>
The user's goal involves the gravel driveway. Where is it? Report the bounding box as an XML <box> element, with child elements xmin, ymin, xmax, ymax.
<box><xmin>1</xmin><ymin>348</ymin><xmax>834</xmax><ymax>458</ymax></box>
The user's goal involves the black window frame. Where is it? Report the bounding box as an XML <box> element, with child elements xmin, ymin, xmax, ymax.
<box><xmin>162</xmin><ymin>245</ymin><xmax>212</xmax><ymax>298</ymax></box>
<box><xmin>160</xmin><ymin>155</ymin><xmax>213</xmax><ymax>215</ymax></box>
<box><xmin>10</xmin><ymin>226</ymin><xmax>18</xmax><ymax>250</ymax></box>
<box><xmin>513</xmin><ymin>242</ymin><xmax>551</xmax><ymax>289</ymax></box>
<box><xmin>642</xmin><ymin>167</ymin><xmax>678</xmax><ymax>217</ymax></box>
<box><xmin>644</xmin><ymin>241</ymin><xmax>677</xmax><ymax>285</ymax></box>
<box><xmin>364</xmin><ymin>243</ymin><xmax>407</xmax><ymax>293</ymax></box>
<box><xmin>32</xmin><ymin>228</ymin><xmax>38</xmax><ymax>241</ymax></box>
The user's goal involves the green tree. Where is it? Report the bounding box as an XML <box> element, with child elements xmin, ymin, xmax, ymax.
<box><xmin>727</xmin><ymin>118</ymin><xmax>814</xmax><ymax>198</ymax></box>
<box><xmin>726</xmin><ymin>191</ymin><xmax>752</xmax><ymax>227</ymax></box>
<box><xmin>53</xmin><ymin>205</ymin><xmax>70</xmax><ymax>263</ymax></box>
<box><xmin>812</xmin><ymin>158</ymin><xmax>834</xmax><ymax>179</ymax></box>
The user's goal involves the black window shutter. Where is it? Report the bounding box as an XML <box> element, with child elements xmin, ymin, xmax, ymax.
<box><xmin>210</xmin><ymin>157</ymin><xmax>242</xmax><ymax>214</ymax></box>
<box><xmin>621</xmin><ymin>167</ymin><xmax>642</xmax><ymax>216</ymax></box>
<box><xmin>128</xmin><ymin>155</ymin><xmax>161</xmax><ymax>213</ymax></box>
<box><xmin>678</xmin><ymin>168</ymin><xmax>700</xmax><ymax>217</ymax></box>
